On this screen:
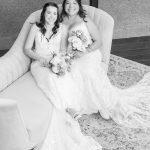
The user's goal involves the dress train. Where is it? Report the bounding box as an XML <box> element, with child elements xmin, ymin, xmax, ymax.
<box><xmin>31</xmin><ymin>61</ymin><xmax>102</xmax><ymax>150</ymax></box>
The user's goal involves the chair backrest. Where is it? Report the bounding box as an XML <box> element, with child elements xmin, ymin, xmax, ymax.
<box><xmin>84</xmin><ymin>5</ymin><xmax>114</xmax><ymax>70</ymax></box>
<box><xmin>0</xmin><ymin>5</ymin><xmax>114</xmax><ymax>92</ymax></box>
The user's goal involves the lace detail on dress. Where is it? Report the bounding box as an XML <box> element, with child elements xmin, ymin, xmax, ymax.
<box><xmin>68</xmin><ymin>22</ymin><xmax>150</xmax><ymax>129</ymax></box>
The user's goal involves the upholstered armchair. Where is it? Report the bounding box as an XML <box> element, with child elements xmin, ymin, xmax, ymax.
<box><xmin>0</xmin><ymin>5</ymin><xmax>114</xmax><ymax>150</ymax></box>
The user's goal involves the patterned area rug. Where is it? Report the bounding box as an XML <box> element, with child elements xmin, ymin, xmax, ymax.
<box><xmin>79</xmin><ymin>54</ymin><xmax>150</xmax><ymax>150</ymax></box>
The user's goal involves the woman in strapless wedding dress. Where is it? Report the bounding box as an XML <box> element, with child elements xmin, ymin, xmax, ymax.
<box><xmin>24</xmin><ymin>2</ymin><xmax>102</xmax><ymax>150</ymax></box>
<box><xmin>59</xmin><ymin>0</ymin><xmax>150</xmax><ymax>129</ymax></box>
<box><xmin>66</xmin><ymin>21</ymin><xmax>150</xmax><ymax>128</ymax></box>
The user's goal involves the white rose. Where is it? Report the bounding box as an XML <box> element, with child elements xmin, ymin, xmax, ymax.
<box><xmin>50</xmin><ymin>56</ymin><xmax>61</xmax><ymax>65</ymax></box>
<box><xmin>72</xmin><ymin>42</ymin><xmax>78</xmax><ymax>48</ymax></box>
<box><xmin>76</xmin><ymin>30</ymin><xmax>82</xmax><ymax>37</ymax></box>
<box><xmin>52</xmin><ymin>66</ymin><xmax>59</xmax><ymax>73</ymax></box>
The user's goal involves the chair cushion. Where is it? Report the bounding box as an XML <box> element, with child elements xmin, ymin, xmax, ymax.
<box><xmin>0</xmin><ymin>72</ymin><xmax>53</xmax><ymax>145</ymax></box>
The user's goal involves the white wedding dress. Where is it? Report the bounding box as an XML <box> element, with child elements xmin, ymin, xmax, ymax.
<box><xmin>65</xmin><ymin>22</ymin><xmax>150</xmax><ymax>129</ymax></box>
<box><xmin>31</xmin><ymin>21</ymin><xmax>150</xmax><ymax>149</ymax></box>
<box><xmin>31</xmin><ymin>24</ymin><xmax>102</xmax><ymax>150</ymax></box>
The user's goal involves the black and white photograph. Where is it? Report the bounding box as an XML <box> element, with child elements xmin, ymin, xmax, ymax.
<box><xmin>1</xmin><ymin>0</ymin><xmax>150</xmax><ymax>150</ymax></box>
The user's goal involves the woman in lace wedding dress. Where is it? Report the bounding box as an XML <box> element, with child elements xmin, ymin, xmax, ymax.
<box><xmin>24</xmin><ymin>2</ymin><xmax>102</xmax><ymax>150</ymax></box>
<box><xmin>60</xmin><ymin>0</ymin><xmax>150</xmax><ymax>129</ymax></box>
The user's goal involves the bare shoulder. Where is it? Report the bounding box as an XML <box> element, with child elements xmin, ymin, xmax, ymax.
<box><xmin>85</xmin><ymin>17</ymin><xmax>99</xmax><ymax>32</ymax></box>
<box><xmin>84</xmin><ymin>17</ymin><xmax>100</xmax><ymax>40</ymax></box>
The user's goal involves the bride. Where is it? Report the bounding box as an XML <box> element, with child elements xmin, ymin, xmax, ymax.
<box><xmin>24</xmin><ymin>2</ymin><xmax>102</xmax><ymax>150</ymax></box>
<box><xmin>60</xmin><ymin>0</ymin><xmax>150</xmax><ymax>129</ymax></box>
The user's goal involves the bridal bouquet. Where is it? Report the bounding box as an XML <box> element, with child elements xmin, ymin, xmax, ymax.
<box><xmin>49</xmin><ymin>53</ymin><xmax>71</xmax><ymax>76</ymax></box>
<box><xmin>68</xmin><ymin>30</ymin><xmax>87</xmax><ymax>58</ymax></box>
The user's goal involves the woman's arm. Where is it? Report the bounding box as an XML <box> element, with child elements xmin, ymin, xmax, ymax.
<box><xmin>24</xmin><ymin>24</ymin><xmax>50</xmax><ymax>66</ymax></box>
<box><xmin>24</xmin><ymin>24</ymin><xmax>41</xmax><ymax>61</ymax></box>
<box><xmin>72</xmin><ymin>17</ymin><xmax>102</xmax><ymax>59</ymax></box>
<box><xmin>60</xmin><ymin>24</ymin><xmax>68</xmax><ymax>54</ymax></box>
<box><xmin>85</xmin><ymin>17</ymin><xmax>102</xmax><ymax>52</ymax></box>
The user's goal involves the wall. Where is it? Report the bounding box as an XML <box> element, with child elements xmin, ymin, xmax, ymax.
<box><xmin>98</xmin><ymin>0</ymin><xmax>150</xmax><ymax>39</ymax></box>
<box><xmin>0</xmin><ymin>0</ymin><xmax>89</xmax><ymax>50</ymax></box>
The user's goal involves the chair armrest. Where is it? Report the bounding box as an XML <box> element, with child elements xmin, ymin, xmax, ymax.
<box><xmin>100</xmin><ymin>17</ymin><xmax>114</xmax><ymax>72</ymax></box>
<box><xmin>0</xmin><ymin>98</ymin><xmax>34</xmax><ymax>150</ymax></box>
<box><xmin>0</xmin><ymin>10</ymin><xmax>42</xmax><ymax>92</ymax></box>
<box><xmin>94</xmin><ymin>9</ymin><xmax>114</xmax><ymax>72</ymax></box>
<box><xmin>0</xmin><ymin>49</ymin><xmax>30</xmax><ymax>92</ymax></box>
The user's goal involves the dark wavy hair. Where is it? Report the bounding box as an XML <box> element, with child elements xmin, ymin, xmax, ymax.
<box><xmin>36</xmin><ymin>2</ymin><xmax>60</xmax><ymax>37</ymax></box>
<box><xmin>60</xmin><ymin>0</ymin><xmax>87</xmax><ymax>22</ymax></box>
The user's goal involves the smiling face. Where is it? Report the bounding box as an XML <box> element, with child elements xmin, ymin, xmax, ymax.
<box><xmin>65</xmin><ymin>0</ymin><xmax>79</xmax><ymax>16</ymax></box>
<box><xmin>45</xmin><ymin>6</ymin><xmax>58</xmax><ymax>25</ymax></box>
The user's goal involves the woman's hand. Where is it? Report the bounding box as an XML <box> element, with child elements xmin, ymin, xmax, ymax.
<box><xmin>73</xmin><ymin>51</ymin><xmax>85</xmax><ymax>59</ymax></box>
<box><xmin>73</xmin><ymin>47</ymin><xmax>94</xmax><ymax>59</ymax></box>
<box><xmin>39</xmin><ymin>57</ymin><xmax>50</xmax><ymax>67</ymax></box>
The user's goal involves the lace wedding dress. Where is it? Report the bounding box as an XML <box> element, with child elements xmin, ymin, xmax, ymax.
<box><xmin>31</xmin><ymin>21</ymin><xmax>150</xmax><ymax>149</ymax></box>
<box><xmin>66</xmin><ymin>22</ymin><xmax>150</xmax><ymax>129</ymax></box>
<box><xmin>31</xmin><ymin>24</ymin><xmax>102</xmax><ymax>150</ymax></box>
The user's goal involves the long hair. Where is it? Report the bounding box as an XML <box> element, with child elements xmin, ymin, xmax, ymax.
<box><xmin>36</xmin><ymin>2</ymin><xmax>60</xmax><ymax>37</ymax></box>
<box><xmin>60</xmin><ymin>0</ymin><xmax>87</xmax><ymax>22</ymax></box>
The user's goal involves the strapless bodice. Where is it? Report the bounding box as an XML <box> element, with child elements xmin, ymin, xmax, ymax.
<box><xmin>69</xmin><ymin>22</ymin><xmax>93</xmax><ymax>48</ymax></box>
